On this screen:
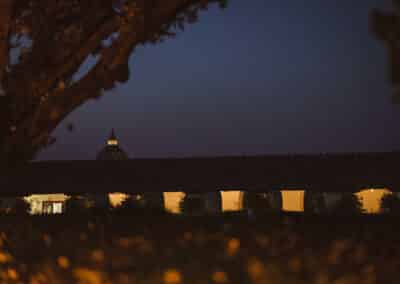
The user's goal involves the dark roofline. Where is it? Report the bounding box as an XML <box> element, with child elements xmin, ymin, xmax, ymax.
<box><xmin>32</xmin><ymin>150</ymin><xmax>400</xmax><ymax>163</ymax></box>
<box><xmin>1</xmin><ymin>152</ymin><xmax>400</xmax><ymax>196</ymax></box>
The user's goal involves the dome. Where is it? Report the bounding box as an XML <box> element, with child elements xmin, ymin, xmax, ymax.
<box><xmin>96</xmin><ymin>129</ymin><xmax>129</xmax><ymax>161</ymax></box>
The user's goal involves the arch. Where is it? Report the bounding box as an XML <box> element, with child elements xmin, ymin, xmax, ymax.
<box><xmin>355</xmin><ymin>187</ymin><xmax>392</xmax><ymax>214</ymax></box>
<box><xmin>280</xmin><ymin>189</ymin><xmax>305</xmax><ymax>212</ymax></box>
<box><xmin>163</xmin><ymin>192</ymin><xmax>185</xmax><ymax>214</ymax></box>
<box><xmin>220</xmin><ymin>191</ymin><xmax>243</xmax><ymax>212</ymax></box>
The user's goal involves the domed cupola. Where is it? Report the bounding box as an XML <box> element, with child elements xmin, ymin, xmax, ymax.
<box><xmin>96</xmin><ymin>129</ymin><xmax>129</xmax><ymax>161</ymax></box>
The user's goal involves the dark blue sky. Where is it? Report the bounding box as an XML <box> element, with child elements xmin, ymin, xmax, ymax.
<box><xmin>39</xmin><ymin>0</ymin><xmax>400</xmax><ymax>160</ymax></box>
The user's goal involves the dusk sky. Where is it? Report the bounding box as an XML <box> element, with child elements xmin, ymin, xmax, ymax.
<box><xmin>38</xmin><ymin>0</ymin><xmax>400</xmax><ymax>161</ymax></box>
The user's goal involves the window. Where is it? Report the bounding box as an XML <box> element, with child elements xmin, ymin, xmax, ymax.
<box><xmin>42</xmin><ymin>201</ymin><xmax>64</xmax><ymax>214</ymax></box>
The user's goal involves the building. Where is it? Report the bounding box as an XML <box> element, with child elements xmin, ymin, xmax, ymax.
<box><xmin>96</xmin><ymin>129</ymin><xmax>129</xmax><ymax>161</ymax></box>
<box><xmin>1</xmin><ymin>147</ymin><xmax>399</xmax><ymax>215</ymax></box>
<box><xmin>23</xmin><ymin>129</ymin><xmax>129</xmax><ymax>214</ymax></box>
<box><xmin>25</xmin><ymin>194</ymin><xmax>67</xmax><ymax>215</ymax></box>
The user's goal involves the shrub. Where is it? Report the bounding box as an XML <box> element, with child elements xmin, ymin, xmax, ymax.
<box><xmin>331</xmin><ymin>193</ymin><xmax>364</xmax><ymax>215</ymax></box>
<box><xmin>380</xmin><ymin>193</ymin><xmax>400</xmax><ymax>215</ymax></box>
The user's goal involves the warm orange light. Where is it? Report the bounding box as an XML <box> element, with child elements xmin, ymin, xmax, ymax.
<box><xmin>226</xmin><ymin>238</ymin><xmax>240</xmax><ymax>256</ymax></box>
<box><xmin>163</xmin><ymin>269</ymin><xmax>182</xmax><ymax>284</ymax></box>
<box><xmin>212</xmin><ymin>271</ymin><xmax>229</xmax><ymax>283</ymax></box>
<box><xmin>221</xmin><ymin>191</ymin><xmax>242</xmax><ymax>211</ymax></box>
<box><xmin>108</xmin><ymin>193</ymin><xmax>128</xmax><ymax>207</ymax></box>
<box><xmin>107</xmin><ymin>139</ymin><xmax>118</xmax><ymax>146</ymax></box>
<box><xmin>356</xmin><ymin>188</ymin><xmax>392</xmax><ymax>214</ymax></box>
<box><xmin>281</xmin><ymin>190</ymin><xmax>305</xmax><ymax>212</ymax></box>
<box><xmin>164</xmin><ymin>192</ymin><xmax>185</xmax><ymax>214</ymax></box>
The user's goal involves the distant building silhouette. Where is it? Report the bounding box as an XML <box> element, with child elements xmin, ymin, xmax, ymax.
<box><xmin>86</xmin><ymin>129</ymin><xmax>131</xmax><ymax>210</ymax></box>
<box><xmin>97</xmin><ymin>129</ymin><xmax>129</xmax><ymax>160</ymax></box>
<box><xmin>0</xmin><ymin>138</ymin><xmax>397</xmax><ymax>216</ymax></box>
<box><xmin>19</xmin><ymin>129</ymin><xmax>129</xmax><ymax>214</ymax></box>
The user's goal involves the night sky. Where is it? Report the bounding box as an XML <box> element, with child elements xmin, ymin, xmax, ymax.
<box><xmin>39</xmin><ymin>0</ymin><xmax>400</xmax><ymax>161</ymax></box>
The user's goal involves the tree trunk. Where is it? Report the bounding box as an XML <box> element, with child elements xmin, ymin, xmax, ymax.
<box><xmin>0</xmin><ymin>0</ymin><xmax>13</xmax><ymax>84</ymax></box>
<box><xmin>0</xmin><ymin>0</ymin><xmax>223</xmax><ymax>167</ymax></box>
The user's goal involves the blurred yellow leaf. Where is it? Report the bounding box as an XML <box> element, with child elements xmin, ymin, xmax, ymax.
<box><xmin>163</xmin><ymin>269</ymin><xmax>182</xmax><ymax>284</ymax></box>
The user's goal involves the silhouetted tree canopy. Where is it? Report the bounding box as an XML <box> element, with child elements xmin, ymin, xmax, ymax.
<box><xmin>0</xmin><ymin>0</ymin><xmax>228</xmax><ymax>166</ymax></box>
<box><xmin>380</xmin><ymin>193</ymin><xmax>400</xmax><ymax>215</ymax></box>
<box><xmin>0</xmin><ymin>197</ymin><xmax>30</xmax><ymax>215</ymax></box>
<box><xmin>371</xmin><ymin>1</ymin><xmax>400</xmax><ymax>103</ymax></box>
<box><xmin>304</xmin><ymin>192</ymin><xmax>326</xmax><ymax>214</ymax></box>
<box><xmin>331</xmin><ymin>193</ymin><xmax>364</xmax><ymax>215</ymax></box>
<box><xmin>244</xmin><ymin>192</ymin><xmax>281</xmax><ymax>215</ymax></box>
<box><xmin>116</xmin><ymin>194</ymin><xmax>166</xmax><ymax>215</ymax></box>
<box><xmin>179</xmin><ymin>195</ymin><xmax>205</xmax><ymax>215</ymax></box>
<box><xmin>13</xmin><ymin>197</ymin><xmax>31</xmax><ymax>215</ymax></box>
<box><xmin>117</xmin><ymin>195</ymin><xmax>145</xmax><ymax>211</ymax></box>
<box><xmin>64</xmin><ymin>195</ymin><xmax>90</xmax><ymax>214</ymax></box>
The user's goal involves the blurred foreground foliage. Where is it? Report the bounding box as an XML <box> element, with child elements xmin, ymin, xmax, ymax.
<box><xmin>0</xmin><ymin>213</ymin><xmax>398</xmax><ymax>284</ymax></box>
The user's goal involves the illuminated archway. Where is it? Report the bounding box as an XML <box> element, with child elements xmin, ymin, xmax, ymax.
<box><xmin>280</xmin><ymin>190</ymin><xmax>305</xmax><ymax>212</ymax></box>
<box><xmin>355</xmin><ymin>188</ymin><xmax>392</xmax><ymax>214</ymax></box>
<box><xmin>221</xmin><ymin>191</ymin><xmax>243</xmax><ymax>212</ymax></box>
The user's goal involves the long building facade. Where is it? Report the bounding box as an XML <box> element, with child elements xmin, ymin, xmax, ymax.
<box><xmin>1</xmin><ymin>130</ymin><xmax>399</xmax><ymax>215</ymax></box>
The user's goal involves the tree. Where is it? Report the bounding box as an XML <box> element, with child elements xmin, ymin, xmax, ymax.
<box><xmin>179</xmin><ymin>194</ymin><xmax>205</xmax><ymax>215</ymax></box>
<box><xmin>304</xmin><ymin>192</ymin><xmax>326</xmax><ymax>214</ymax></box>
<box><xmin>243</xmin><ymin>192</ymin><xmax>281</xmax><ymax>215</ymax></box>
<box><xmin>12</xmin><ymin>197</ymin><xmax>31</xmax><ymax>215</ymax></box>
<box><xmin>116</xmin><ymin>194</ymin><xmax>145</xmax><ymax>212</ymax></box>
<box><xmin>115</xmin><ymin>193</ymin><xmax>166</xmax><ymax>215</ymax></box>
<box><xmin>331</xmin><ymin>193</ymin><xmax>365</xmax><ymax>215</ymax></box>
<box><xmin>0</xmin><ymin>0</ymin><xmax>228</xmax><ymax>166</ymax></box>
<box><xmin>380</xmin><ymin>193</ymin><xmax>400</xmax><ymax>215</ymax></box>
<box><xmin>64</xmin><ymin>195</ymin><xmax>89</xmax><ymax>214</ymax></box>
<box><xmin>371</xmin><ymin>1</ymin><xmax>400</xmax><ymax>103</ymax></box>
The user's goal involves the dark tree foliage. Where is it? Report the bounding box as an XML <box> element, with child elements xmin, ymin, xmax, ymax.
<box><xmin>0</xmin><ymin>0</ymin><xmax>228</xmax><ymax>166</ymax></box>
<box><xmin>380</xmin><ymin>193</ymin><xmax>400</xmax><ymax>215</ymax></box>
<box><xmin>371</xmin><ymin>1</ymin><xmax>400</xmax><ymax>103</ymax></box>
<box><xmin>244</xmin><ymin>192</ymin><xmax>280</xmax><ymax>215</ymax></box>
<box><xmin>65</xmin><ymin>194</ymin><xmax>113</xmax><ymax>215</ymax></box>
<box><xmin>12</xmin><ymin>197</ymin><xmax>31</xmax><ymax>215</ymax></box>
<box><xmin>304</xmin><ymin>192</ymin><xmax>326</xmax><ymax>214</ymax></box>
<box><xmin>117</xmin><ymin>195</ymin><xmax>145</xmax><ymax>211</ymax></box>
<box><xmin>64</xmin><ymin>195</ymin><xmax>90</xmax><ymax>214</ymax></box>
<box><xmin>116</xmin><ymin>194</ymin><xmax>166</xmax><ymax>215</ymax></box>
<box><xmin>331</xmin><ymin>193</ymin><xmax>365</xmax><ymax>215</ymax></box>
<box><xmin>179</xmin><ymin>195</ymin><xmax>205</xmax><ymax>215</ymax></box>
<box><xmin>87</xmin><ymin>194</ymin><xmax>112</xmax><ymax>211</ymax></box>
